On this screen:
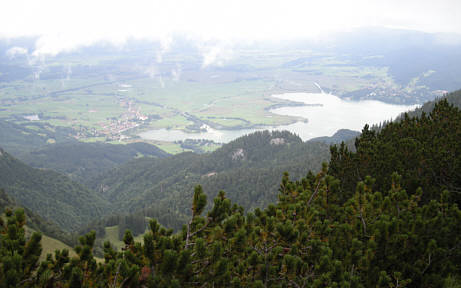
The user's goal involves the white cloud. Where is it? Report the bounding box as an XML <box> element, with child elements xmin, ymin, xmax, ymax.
<box><xmin>0</xmin><ymin>0</ymin><xmax>460</xmax><ymax>56</ymax></box>
<box><xmin>66</xmin><ymin>64</ymin><xmax>72</xmax><ymax>81</ymax></box>
<box><xmin>171</xmin><ymin>64</ymin><xmax>182</xmax><ymax>82</ymax></box>
<box><xmin>6</xmin><ymin>46</ymin><xmax>28</xmax><ymax>58</ymax></box>
<box><xmin>200</xmin><ymin>42</ymin><xmax>234</xmax><ymax>67</ymax></box>
<box><xmin>143</xmin><ymin>64</ymin><xmax>158</xmax><ymax>79</ymax></box>
<box><xmin>158</xmin><ymin>76</ymin><xmax>165</xmax><ymax>88</ymax></box>
<box><xmin>156</xmin><ymin>36</ymin><xmax>173</xmax><ymax>63</ymax></box>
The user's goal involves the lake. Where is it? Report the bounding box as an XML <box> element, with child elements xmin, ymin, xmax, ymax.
<box><xmin>270</xmin><ymin>92</ymin><xmax>418</xmax><ymax>139</ymax></box>
<box><xmin>138</xmin><ymin>92</ymin><xmax>418</xmax><ymax>143</ymax></box>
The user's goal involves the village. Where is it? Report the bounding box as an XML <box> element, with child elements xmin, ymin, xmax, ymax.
<box><xmin>73</xmin><ymin>96</ymin><xmax>150</xmax><ymax>141</ymax></box>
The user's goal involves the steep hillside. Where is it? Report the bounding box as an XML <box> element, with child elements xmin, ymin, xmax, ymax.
<box><xmin>0</xmin><ymin>148</ymin><xmax>111</xmax><ymax>231</ymax></box>
<box><xmin>0</xmin><ymin>188</ymin><xmax>74</xmax><ymax>245</ymax></box>
<box><xmin>0</xmin><ymin>119</ymin><xmax>75</xmax><ymax>155</ymax></box>
<box><xmin>18</xmin><ymin>141</ymin><xmax>169</xmax><ymax>184</ymax></box>
<box><xmin>89</xmin><ymin>131</ymin><xmax>331</xmax><ymax>231</ymax></box>
<box><xmin>403</xmin><ymin>88</ymin><xmax>461</xmax><ymax>118</ymax></box>
<box><xmin>330</xmin><ymin>99</ymin><xmax>461</xmax><ymax>206</ymax></box>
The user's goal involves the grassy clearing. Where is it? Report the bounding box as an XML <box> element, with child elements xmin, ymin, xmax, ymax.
<box><xmin>39</xmin><ymin>234</ymin><xmax>77</xmax><ymax>261</ymax></box>
<box><xmin>150</xmin><ymin>141</ymin><xmax>191</xmax><ymax>154</ymax></box>
<box><xmin>103</xmin><ymin>226</ymin><xmax>146</xmax><ymax>251</ymax></box>
<box><xmin>24</xmin><ymin>226</ymin><xmax>76</xmax><ymax>261</ymax></box>
<box><xmin>200</xmin><ymin>143</ymin><xmax>222</xmax><ymax>153</ymax></box>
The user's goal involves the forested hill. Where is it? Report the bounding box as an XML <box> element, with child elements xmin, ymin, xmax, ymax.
<box><xmin>17</xmin><ymin>141</ymin><xmax>169</xmax><ymax>184</ymax></box>
<box><xmin>308</xmin><ymin>129</ymin><xmax>360</xmax><ymax>144</ymax></box>
<box><xmin>3</xmin><ymin>100</ymin><xmax>460</xmax><ymax>287</ymax></box>
<box><xmin>402</xmin><ymin>88</ymin><xmax>461</xmax><ymax>119</ymax></box>
<box><xmin>0</xmin><ymin>147</ymin><xmax>111</xmax><ymax>231</ymax></box>
<box><xmin>330</xmin><ymin>99</ymin><xmax>461</xmax><ymax>207</ymax></box>
<box><xmin>86</xmin><ymin>131</ymin><xmax>331</xmax><ymax>232</ymax></box>
<box><xmin>0</xmin><ymin>119</ymin><xmax>75</xmax><ymax>155</ymax></box>
<box><xmin>0</xmin><ymin>188</ymin><xmax>73</xmax><ymax>245</ymax></box>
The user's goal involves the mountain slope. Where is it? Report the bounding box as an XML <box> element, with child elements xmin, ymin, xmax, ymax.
<box><xmin>308</xmin><ymin>129</ymin><xmax>360</xmax><ymax>144</ymax></box>
<box><xmin>18</xmin><ymin>141</ymin><xmax>169</xmax><ymax>184</ymax></box>
<box><xmin>0</xmin><ymin>147</ymin><xmax>111</xmax><ymax>231</ymax></box>
<box><xmin>0</xmin><ymin>188</ymin><xmax>74</xmax><ymax>245</ymax></box>
<box><xmin>330</xmin><ymin>98</ymin><xmax>461</xmax><ymax>206</ymax></box>
<box><xmin>403</xmin><ymin>88</ymin><xmax>461</xmax><ymax>118</ymax></box>
<box><xmin>89</xmin><ymin>131</ymin><xmax>331</xmax><ymax>231</ymax></box>
<box><xmin>0</xmin><ymin>119</ymin><xmax>75</xmax><ymax>155</ymax></box>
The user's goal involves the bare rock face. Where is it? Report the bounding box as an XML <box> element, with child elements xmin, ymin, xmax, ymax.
<box><xmin>100</xmin><ymin>184</ymin><xmax>110</xmax><ymax>193</ymax></box>
<box><xmin>270</xmin><ymin>138</ymin><xmax>285</xmax><ymax>145</ymax></box>
<box><xmin>204</xmin><ymin>171</ymin><xmax>217</xmax><ymax>178</ymax></box>
<box><xmin>231</xmin><ymin>148</ymin><xmax>245</xmax><ymax>161</ymax></box>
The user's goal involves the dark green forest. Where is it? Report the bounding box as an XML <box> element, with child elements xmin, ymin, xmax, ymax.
<box><xmin>330</xmin><ymin>99</ymin><xmax>461</xmax><ymax>207</ymax></box>
<box><xmin>0</xmin><ymin>148</ymin><xmax>111</xmax><ymax>231</ymax></box>
<box><xmin>1</xmin><ymin>96</ymin><xmax>461</xmax><ymax>287</ymax></box>
<box><xmin>0</xmin><ymin>120</ymin><xmax>75</xmax><ymax>156</ymax></box>
<box><xmin>0</xmin><ymin>129</ymin><xmax>332</xmax><ymax>236</ymax></box>
<box><xmin>83</xmin><ymin>131</ymin><xmax>331</xmax><ymax>234</ymax></box>
<box><xmin>18</xmin><ymin>141</ymin><xmax>169</xmax><ymax>184</ymax></box>
<box><xmin>0</xmin><ymin>188</ymin><xmax>73</xmax><ymax>245</ymax></box>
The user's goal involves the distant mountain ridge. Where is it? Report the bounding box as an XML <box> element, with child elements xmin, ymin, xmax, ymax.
<box><xmin>18</xmin><ymin>141</ymin><xmax>169</xmax><ymax>184</ymax></box>
<box><xmin>401</xmin><ymin>88</ymin><xmax>461</xmax><ymax>118</ymax></box>
<box><xmin>308</xmin><ymin>129</ymin><xmax>360</xmax><ymax>144</ymax></box>
<box><xmin>0</xmin><ymin>119</ymin><xmax>75</xmax><ymax>155</ymax></box>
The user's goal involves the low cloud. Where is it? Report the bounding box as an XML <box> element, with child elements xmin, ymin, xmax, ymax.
<box><xmin>156</xmin><ymin>36</ymin><xmax>173</xmax><ymax>63</ymax></box>
<box><xmin>60</xmin><ymin>64</ymin><xmax>72</xmax><ymax>88</ymax></box>
<box><xmin>6</xmin><ymin>46</ymin><xmax>28</xmax><ymax>58</ymax></box>
<box><xmin>158</xmin><ymin>76</ymin><xmax>165</xmax><ymax>88</ymax></box>
<box><xmin>66</xmin><ymin>64</ymin><xmax>72</xmax><ymax>81</ymax></box>
<box><xmin>171</xmin><ymin>64</ymin><xmax>182</xmax><ymax>82</ymax></box>
<box><xmin>141</xmin><ymin>63</ymin><xmax>165</xmax><ymax>87</ymax></box>
<box><xmin>0</xmin><ymin>0</ymin><xmax>460</xmax><ymax>58</ymax></box>
<box><xmin>144</xmin><ymin>64</ymin><xmax>158</xmax><ymax>79</ymax></box>
<box><xmin>200</xmin><ymin>42</ymin><xmax>234</xmax><ymax>68</ymax></box>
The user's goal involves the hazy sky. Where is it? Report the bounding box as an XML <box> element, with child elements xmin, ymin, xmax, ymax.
<box><xmin>1</xmin><ymin>0</ymin><xmax>460</xmax><ymax>55</ymax></box>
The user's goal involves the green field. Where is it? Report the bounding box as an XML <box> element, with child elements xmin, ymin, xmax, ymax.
<box><xmin>0</xmin><ymin>45</ymin><xmax>429</xmax><ymax>152</ymax></box>
<box><xmin>102</xmin><ymin>225</ymin><xmax>146</xmax><ymax>251</ymax></box>
<box><xmin>25</xmin><ymin>226</ymin><xmax>76</xmax><ymax>261</ymax></box>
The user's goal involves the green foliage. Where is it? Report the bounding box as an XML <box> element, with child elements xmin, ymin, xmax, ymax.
<box><xmin>192</xmin><ymin>185</ymin><xmax>207</xmax><ymax>217</ymax></box>
<box><xmin>0</xmin><ymin>208</ymin><xmax>42</xmax><ymax>287</ymax></box>
<box><xmin>330</xmin><ymin>99</ymin><xmax>461</xmax><ymax>206</ymax></box>
<box><xmin>0</xmin><ymin>188</ymin><xmax>74</xmax><ymax>246</ymax></box>
<box><xmin>87</xmin><ymin>130</ymin><xmax>330</xmax><ymax>231</ymax></box>
<box><xmin>401</xmin><ymin>89</ymin><xmax>461</xmax><ymax>120</ymax></box>
<box><xmin>1</xmin><ymin>150</ymin><xmax>461</xmax><ymax>287</ymax></box>
<box><xmin>18</xmin><ymin>141</ymin><xmax>169</xmax><ymax>184</ymax></box>
<box><xmin>0</xmin><ymin>120</ymin><xmax>74</xmax><ymax>156</ymax></box>
<box><xmin>0</xmin><ymin>148</ymin><xmax>111</xmax><ymax>231</ymax></box>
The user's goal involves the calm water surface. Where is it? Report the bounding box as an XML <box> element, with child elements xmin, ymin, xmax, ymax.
<box><xmin>139</xmin><ymin>92</ymin><xmax>418</xmax><ymax>142</ymax></box>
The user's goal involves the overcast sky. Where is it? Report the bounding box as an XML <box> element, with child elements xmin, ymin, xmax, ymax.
<box><xmin>1</xmin><ymin>0</ymin><xmax>460</xmax><ymax>55</ymax></box>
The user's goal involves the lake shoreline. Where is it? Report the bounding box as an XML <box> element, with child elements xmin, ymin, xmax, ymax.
<box><xmin>138</xmin><ymin>92</ymin><xmax>417</xmax><ymax>143</ymax></box>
